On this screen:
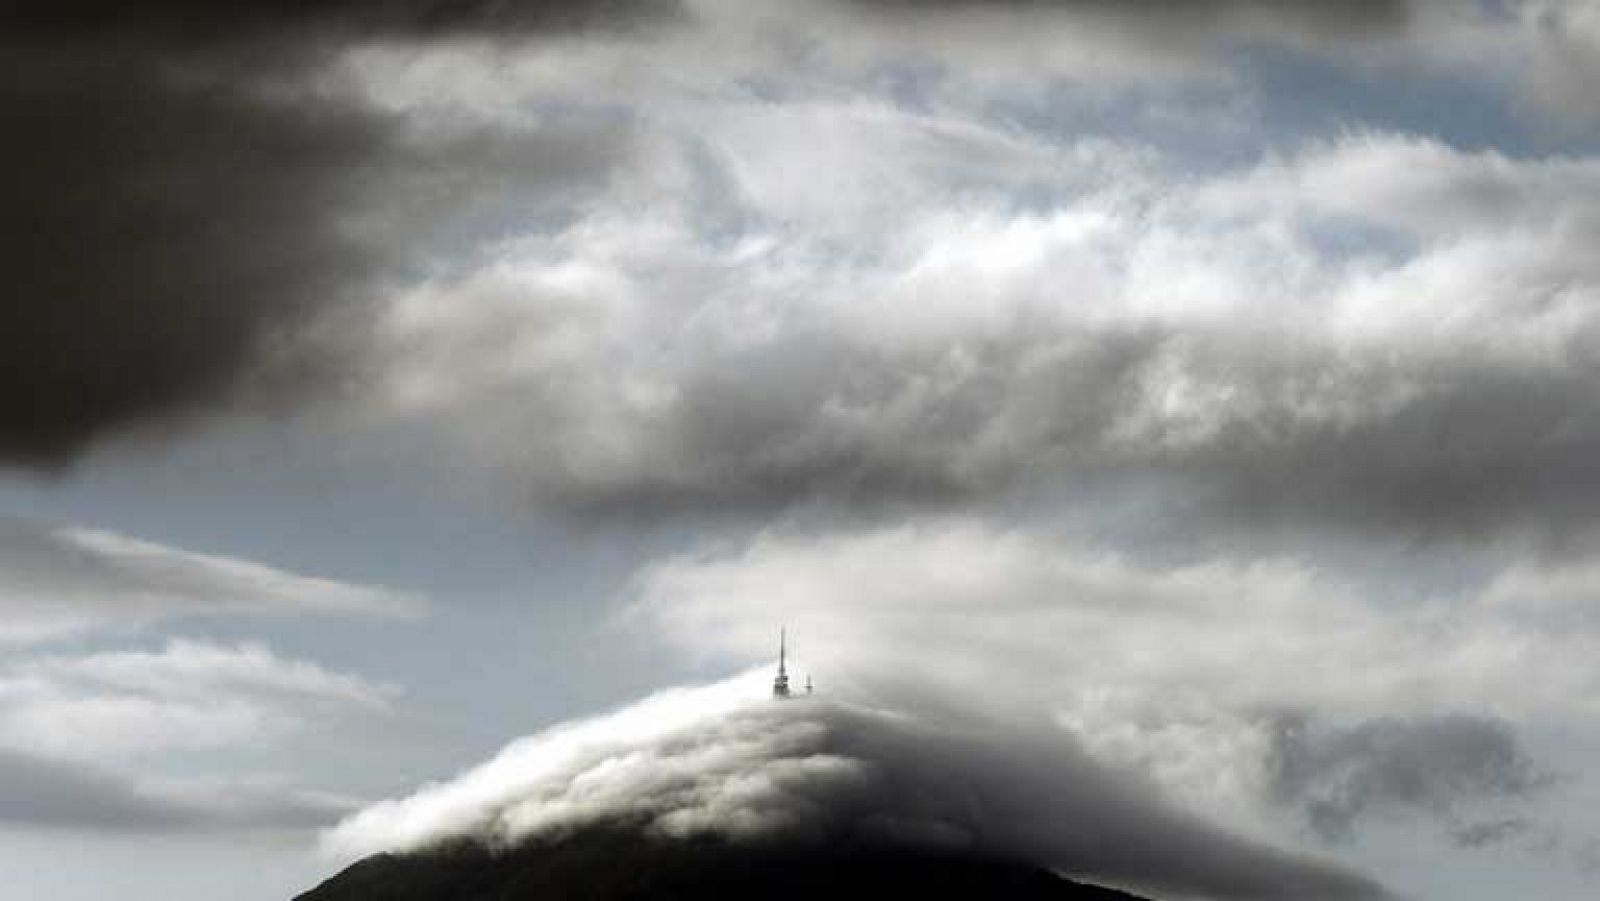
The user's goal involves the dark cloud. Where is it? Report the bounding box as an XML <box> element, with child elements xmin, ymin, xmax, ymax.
<box><xmin>1266</xmin><ymin>714</ymin><xmax>1549</xmax><ymax>844</ymax></box>
<box><xmin>1148</xmin><ymin>336</ymin><xmax>1600</xmax><ymax>543</ymax></box>
<box><xmin>0</xmin><ymin>1</ymin><xmax>679</xmax><ymax>40</ymax></box>
<box><xmin>464</xmin><ymin>306</ymin><xmax>1600</xmax><ymax>541</ymax></box>
<box><xmin>0</xmin><ymin>3</ymin><xmax>652</xmax><ymax>468</ymax></box>
<box><xmin>536</xmin><ymin>330</ymin><xmax>1157</xmax><ymax>515</ymax></box>
<box><xmin>0</xmin><ymin>45</ymin><xmax>388</xmax><ymax>466</ymax></box>
<box><xmin>0</xmin><ymin>748</ymin><xmax>347</xmax><ymax>830</ymax></box>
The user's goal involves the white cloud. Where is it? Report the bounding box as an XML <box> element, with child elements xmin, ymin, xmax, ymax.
<box><xmin>0</xmin><ymin>639</ymin><xmax>396</xmax><ymax>761</ymax></box>
<box><xmin>0</xmin><ymin>517</ymin><xmax>424</xmax><ymax>643</ymax></box>
<box><xmin>16</xmin><ymin>640</ymin><xmax>392</xmax><ymax>707</ymax></box>
<box><xmin>629</xmin><ymin>522</ymin><xmax>1600</xmax><ymax>829</ymax></box>
<box><xmin>326</xmin><ymin>670</ymin><xmax>773</xmax><ymax>856</ymax></box>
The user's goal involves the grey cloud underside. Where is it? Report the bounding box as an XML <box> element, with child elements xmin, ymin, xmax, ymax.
<box><xmin>0</xmin><ymin>6</ymin><xmax>641</xmax><ymax>468</ymax></box>
<box><xmin>0</xmin><ymin>749</ymin><xmax>198</xmax><ymax>830</ymax></box>
<box><xmin>489</xmin><ymin>319</ymin><xmax>1600</xmax><ymax>540</ymax></box>
<box><xmin>0</xmin><ymin>749</ymin><xmax>186</xmax><ymax>829</ymax></box>
<box><xmin>0</xmin><ymin>748</ymin><xmax>347</xmax><ymax>830</ymax></box>
<box><xmin>1139</xmin><ymin>338</ymin><xmax>1600</xmax><ymax>539</ymax></box>
<box><xmin>836</xmin><ymin>0</ymin><xmax>1413</xmax><ymax>39</ymax></box>
<box><xmin>0</xmin><ymin>0</ymin><xmax>680</xmax><ymax>39</ymax></box>
<box><xmin>1267</xmin><ymin>714</ymin><xmax>1549</xmax><ymax>846</ymax></box>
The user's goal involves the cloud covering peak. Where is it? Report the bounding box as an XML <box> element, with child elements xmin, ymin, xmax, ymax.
<box><xmin>328</xmin><ymin>672</ymin><xmax>1387</xmax><ymax>900</ymax></box>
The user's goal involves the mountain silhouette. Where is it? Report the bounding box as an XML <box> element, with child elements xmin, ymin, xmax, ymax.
<box><xmin>295</xmin><ymin>827</ymin><xmax>1155</xmax><ymax>901</ymax></box>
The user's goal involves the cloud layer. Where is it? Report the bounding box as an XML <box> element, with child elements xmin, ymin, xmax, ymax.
<box><xmin>0</xmin><ymin>638</ymin><xmax>390</xmax><ymax>834</ymax></box>
<box><xmin>0</xmin><ymin>519</ymin><xmax>408</xmax><ymax>835</ymax></box>
<box><xmin>358</xmin><ymin>125</ymin><xmax>1600</xmax><ymax>542</ymax></box>
<box><xmin>0</xmin><ymin>747</ymin><xmax>354</xmax><ymax>831</ymax></box>
<box><xmin>0</xmin><ymin>639</ymin><xmax>395</xmax><ymax>762</ymax></box>
<box><xmin>329</xmin><ymin>672</ymin><xmax>1386</xmax><ymax>900</ymax></box>
<box><xmin>7</xmin><ymin>1</ymin><xmax>1598</xmax><ymax>510</ymax></box>
<box><xmin>0</xmin><ymin>517</ymin><xmax>421</xmax><ymax>642</ymax></box>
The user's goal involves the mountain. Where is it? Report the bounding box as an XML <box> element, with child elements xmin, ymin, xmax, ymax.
<box><xmin>295</xmin><ymin>828</ymin><xmax>1155</xmax><ymax>901</ymax></box>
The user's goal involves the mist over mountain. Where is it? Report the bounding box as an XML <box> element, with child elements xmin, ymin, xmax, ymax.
<box><xmin>318</xmin><ymin>673</ymin><xmax>1386</xmax><ymax>901</ymax></box>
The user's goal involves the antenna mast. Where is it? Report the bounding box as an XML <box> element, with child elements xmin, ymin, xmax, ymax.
<box><xmin>772</xmin><ymin>627</ymin><xmax>791</xmax><ymax>698</ymax></box>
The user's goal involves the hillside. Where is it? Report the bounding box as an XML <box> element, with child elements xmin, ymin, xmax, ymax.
<box><xmin>296</xmin><ymin>828</ymin><xmax>1155</xmax><ymax>901</ymax></box>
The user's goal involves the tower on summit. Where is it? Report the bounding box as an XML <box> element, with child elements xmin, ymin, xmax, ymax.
<box><xmin>772</xmin><ymin>628</ymin><xmax>791</xmax><ymax>698</ymax></box>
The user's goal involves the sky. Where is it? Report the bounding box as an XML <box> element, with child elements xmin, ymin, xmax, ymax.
<box><xmin>5</xmin><ymin>1</ymin><xmax>1600</xmax><ymax>898</ymax></box>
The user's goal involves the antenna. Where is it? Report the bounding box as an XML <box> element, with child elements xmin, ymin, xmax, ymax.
<box><xmin>772</xmin><ymin>627</ymin><xmax>791</xmax><ymax>698</ymax></box>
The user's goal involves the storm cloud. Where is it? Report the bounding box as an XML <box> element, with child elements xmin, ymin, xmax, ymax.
<box><xmin>329</xmin><ymin>672</ymin><xmax>1388</xmax><ymax>900</ymax></box>
<box><xmin>0</xmin><ymin>1</ymin><xmax>677</xmax><ymax>38</ymax></box>
<box><xmin>0</xmin><ymin>2</ymin><xmax>654</xmax><ymax>467</ymax></box>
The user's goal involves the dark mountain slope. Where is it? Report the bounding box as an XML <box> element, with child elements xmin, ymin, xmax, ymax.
<box><xmin>296</xmin><ymin>828</ymin><xmax>1154</xmax><ymax>901</ymax></box>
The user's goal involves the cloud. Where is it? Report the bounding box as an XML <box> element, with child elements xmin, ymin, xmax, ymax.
<box><xmin>362</xmin><ymin>128</ymin><xmax>1600</xmax><ymax>541</ymax></box>
<box><xmin>328</xmin><ymin>672</ymin><xmax>1387</xmax><ymax>900</ymax></box>
<box><xmin>837</xmin><ymin>0</ymin><xmax>1412</xmax><ymax>40</ymax></box>
<box><xmin>0</xmin><ymin>748</ymin><xmax>196</xmax><ymax>830</ymax></box>
<box><xmin>0</xmin><ymin>747</ymin><xmax>355</xmax><ymax>831</ymax></box>
<box><xmin>0</xmin><ymin>3</ymin><xmax>648</xmax><ymax>468</ymax></box>
<box><xmin>0</xmin><ymin>39</ymin><xmax>382</xmax><ymax>467</ymax></box>
<box><xmin>1266</xmin><ymin>714</ymin><xmax>1550</xmax><ymax>844</ymax></box>
<box><xmin>12</xmin><ymin>639</ymin><xmax>394</xmax><ymax>709</ymax></box>
<box><xmin>7</xmin><ymin>0</ymin><xmax>1593</xmax><ymax>533</ymax></box>
<box><xmin>686</xmin><ymin>0</ymin><xmax>1419</xmax><ymax>90</ymax></box>
<box><xmin>0</xmin><ymin>516</ymin><xmax>422</xmax><ymax>642</ymax></box>
<box><xmin>0</xmin><ymin>639</ymin><xmax>396</xmax><ymax>761</ymax></box>
<box><xmin>627</xmin><ymin>521</ymin><xmax>1599</xmax><ymax>849</ymax></box>
<box><xmin>0</xmin><ymin>639</ymin><xmax>386</xmax><ymax>832</ymax></box>
<box><xmin>0</xmin><ymin>1</ymin><xmax>679</xmax><ymax>38</ymax></box>
<box><xmin>1517</xmin><ymin>1</ymin><xmax>1600</xmax><ymax>122</ymax></box>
